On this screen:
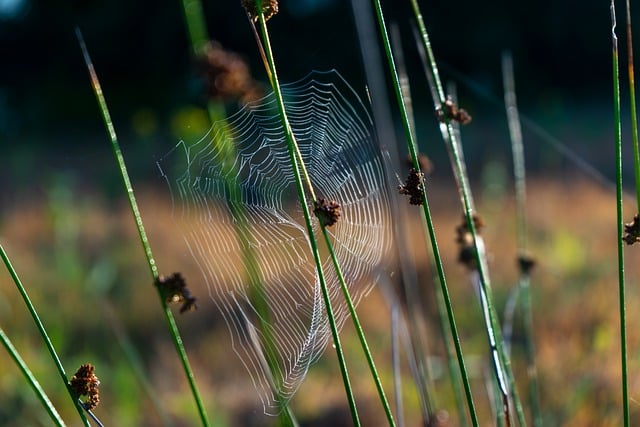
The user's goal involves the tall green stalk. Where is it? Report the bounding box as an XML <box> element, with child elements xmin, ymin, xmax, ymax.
<box><xmin>251</xmin><ymin>3</ymin><xmax>397</xmax><ymax>425</ymax></box>
<box><xmin>369</xmin><ymin>0</ymin><xmax>478</xmax><ymax>425</ymax></box>
<box><xmin>0</xmin><ymin>327</ymin><xmax>66</xmax><ymax>426</ymax></box>
<box><xmin>502</xmin><ymin>52</ymin><xmax>542</xmax><ymax>427</ymax></box>
<box><xmin>626</xmin><ymin>0</ymin><xmax>640</xmax><ymax>212</ymax></box>
<box><xmin>610</xmin><ymin>2</ymin><xmax>629</xmax><ymax>426</ymax></box>
<box><xmin>407</xmin><ymin>0</ymin><xmax>527</xmax><ymax>424</ymax></box>
<box><xmin>176</xmin><ymin>2</ymin><xmax>296</xmax><ymax>424</ymax></box>
<box><xmin>75</xmin><ymin>29</ymin><xmax>210</xmax><ymax>427</ymax></box>
<box><xmin>249</xmin><ymin>7</ymin><xmax>360</xmax><ymax>426</ymax></box>
<box><xmin>0</xmin><ymin>243</ymin><xmax>89</xmax><ymax>426</ymax></box>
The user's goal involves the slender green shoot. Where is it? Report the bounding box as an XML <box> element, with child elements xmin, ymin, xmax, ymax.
<box><xmin>502</xmin><ymin>51</ymin><xmax>542</xmax><ymax>427</ymax></box>
<box><xmin>610</xmin><ymin>3</ymin><xmax>630</xmax><ymax>426</ymax></box>
<box><xmin>250</xmin><ymin>6</ymin><xmax>360</xmax><ymax>426</ymax></box>
<box><xmin>0</xmin><ymin>327</ymin><xmax>66</xmax><ymax>426</ymax></box>
<box><xmin>408</xmin><ymin>0</ymin><xmax>528</xmax><ymax>424</ymax></box>
<box><xmin>75</xmin><ymin>28</ymin><xmax>210</xmax><ymax>427</ymax></box>
<box><xmin>369</xmin><ymin>0</ymin><xmax>478</xmax><ymax>425</ymax></box>
<box><xmin>626</xmin><ymin>0</ymin><xmax>640</xmax><ymax>212</ymax></box>
<box><xmin>0</xmin><ymin>243</ymin><xmax>89</xmax><ymax>426</ymax></box>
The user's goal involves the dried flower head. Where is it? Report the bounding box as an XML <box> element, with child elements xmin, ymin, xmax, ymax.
<box><xmin>314</xmin><ymin>198</ymin><xmax>341</xmax><ymax>227</ymax></box>
<box><xmin>517</xmin><ymin>253</ymin><xmax>537</xmax><ymax>275</ymax></box>
<box><xmin>455</xmin><ymin>214</ymin><xmax>484</xmax><ymax>270</ymax></box>
<box><xmin>70</xmin><ymin>364</ymin><xmax>100</xmax><ymax>411</ymax></box>
<box><xmin>198</xmin><ymin>41</ymin><xmax>262</xmax><ymax>105</ymax></box>
<box><xmin>242</xmin><ymin>0</ymin><xmax>279</xmax><ymax>21</ymax></box>
<box><xmin>406</xmin><ymin>153</ymin><xmax>433</xmax><ymax>176</ymax></box>
<box><xmin>156</xmin><ymin>273</ymin><xmax>198</xmax><ymax>313</ymax></box>
<box><xmin>436</xmin><ymin>97</ymin><xmax>472</xmax><ymax>125</ymax></box>
<box><xmin>398</xmin><ymin>168</ymin><xmax>425</xmax><ymax>206</ymax></box>
<box><xmin>623</xmin><ymin>214</ymin><xmax>640</xmax><ymax>245</ymax></box>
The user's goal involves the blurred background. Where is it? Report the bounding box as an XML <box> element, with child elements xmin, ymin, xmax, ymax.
<box><xmin>2</xmin><ymin>0</ymin><xmax>640</xmax><ymax>426</ymax></box>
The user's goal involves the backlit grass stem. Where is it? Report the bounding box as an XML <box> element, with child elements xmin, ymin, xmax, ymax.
<box><xmin>502</xmin><ymin>51</ymin><xmax>542</xmax><ymax>427</ymax></box>
<box><xmin>0</xmin><ymin>243</ymin><xmax>89</xmax><ymax>426</ymax></box>
<box><xmin>251</xmin><ymin>7</ymin><xmax>360</xmax><ymax>426</ymax></box>
<box><xmin>253</xmin><ymin>4</ymin><xmax>397</xmax><ymax>425</ymax></box>
<box><xmin>75</xmin><ymin>29</ymin><xmax>211</xmax><ymax>427</ymax></box>
<box><xmin>0</xmin><ymin>327</ymin><xmax>66</xmax><ymax>427</ymax></box>
<box><xmin>408</xmin><ymin>0</ymin><xmax>528</xmax><ymax>424</ymax></box>
<box><xmin>610</xmin><ymin>2</ymin><xmax>630</xmax><ymax>426</ymax></box>
<box><xmin>369</xmin><ymin>0</ymin><xmax>478</xmax><ymax>425</ymax></box>
<box><xmin>626</xmin><ymin>0</ymin><xmax>640</xmax><ymax>212</ymax></box>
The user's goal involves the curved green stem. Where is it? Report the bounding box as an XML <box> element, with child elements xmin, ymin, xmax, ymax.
<box><xmin>0</xmin><ymin>327</ymin><xmax>66</xmax><ymax>426</ymax></box>
<box><xmin>0</xmin><ymin>243</ymin><xmax>89</xmax><ymax>426</ymax></box>
<box><xmin>370</xmin><ymin>0</ymin><xmax>479</xmax><ymax>425</ymax></box>
<box><xmin>253</xmin><ymin>8</ymin><xmax>360</xmax><ymax>426</ymax></box>
<box><xmin>76</xmin><ymin>28</ymin><xmax>210</xmax><ymax>427</ymax></box>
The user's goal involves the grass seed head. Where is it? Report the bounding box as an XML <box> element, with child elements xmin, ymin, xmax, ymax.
<box><xmin>242</xmin><ymin>0</ymin><xmax>279</xmax><ymax>22</ymax></box>
<box><xmin>398</xmin><ymin>168</ymin><xmax>425</xmax><ymax>205</ymax></box>
<box><xmin>70</xmin><ymin>363</ymin><xmax>100</xmax><ymax>411</ymax></box>
<box><xmin>455</xmin><ymin>213</ymin><xmax>484</xmax><ymax>270</ymax></box>
<box><xmin>623</xmin><ymin>214</ymin><xmax>640</xmax><ymax>245</ymax></box>
<box><xmin>314</xmin><ymin>198</ymin><xmax>341</xmax><ymax>227</ymax></box>
<box><xmin>198</xmin><ymin>41</ymin><xmax>262</xmax><ymax>105</ymax></box>
<box><xmin>517</xmin><ymin>252</ymin><xmax>537</xmax><ymax>274</ymax></box>
<box><xmin>436</xmin><ymin>96</ymin><xmax>472</xmax><ymax>125</ymax></box>
<box><xmin>156</xmin><ymin>272</ymin><xmax>198</xmax><ymax>313</ymax></box>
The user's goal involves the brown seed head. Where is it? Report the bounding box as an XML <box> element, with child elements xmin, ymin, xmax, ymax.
<box><xmin>156</xmin><ymin>272</ymin><xmax>198</xmax><ymax>313</ymax></box>
<box><xmin>198</xmin><ymin>41</ymin><xmax>262</xmax><ymax>105</ymax></box>
<box><xmin>455</xmin><ymin>214</ymin><xmax>484</xmax><ymax>270</ymax></box>
<box><xmin>436</xmin><ymin>97</ymin><xmax>472</xmax><ymax>125</ymax></box>
<box><xmin>398</xmin><ymin>168</ymin><xmax>425</xmax><ymax>206</ymax></box>
<box><xmin>242</xmin><ymin>0</ymin><xmax>279</xmax><ymax>21</ymax></box>
<box><xmin>517</xmin><ymin>253</ymin><xmax>537</xmax><ymax>275</ymax></box>
<box><xmin>314</xmin><ymin>198</ymin><xmax>341</xmax><ymax>227</ymax></box>
<box><xmin>623</xmin><ymin>214</ymin><xmax>640</xmax><ymax>245</ymax></box>
<box><xmin>70</xmin><ymin>364</ymin><xmax>100</xmax><ymax>410</ymax></box>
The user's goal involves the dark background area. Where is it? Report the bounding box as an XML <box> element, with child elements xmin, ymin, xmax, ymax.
<box><xmin>0</xmin><ymin>0</ymin><xmax>632</xmax><ymax>196</ymax></box>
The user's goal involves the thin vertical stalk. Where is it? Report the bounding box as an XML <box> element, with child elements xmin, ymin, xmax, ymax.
<box><xmin>408</xmin><ymin>0</ymin><xmax>526</xmax><ymax>424</ymax></box>
<box><xmin>75</xmin><ymin>29</ymin><xmax>210</xmax><ymax>427</ymax></box>
<box><xmin>251</xmin><ymin>8</ymin><xmax>361</xmax><ymax>426</ymax></box>
<box><xmin>0</xmin><ymin>328</ymin><xmax>66</xmax><ymax>426</ymax></box>
<box><xmin>0</xmin><ymin>243</ymin><xmax>89</xmax><ymax>426</ymax></box>
<box><xmin>369</xmin><ymin>0</ymin><xmax>479</xmax><ymax>425</ymax></box>
<box><xmin>610</xmin><ymin>3</ymin><xmax>630</xmax><ymax>426</ymax></box>
<box><xmin>626</xmin><ymin>0</ymin><xmax>640</xmax><ymax>212</ymax></box>
<box><xmin>502</xmin><ymin>52</ymin><xmax>542</xmax><ymax>427</ymax></box>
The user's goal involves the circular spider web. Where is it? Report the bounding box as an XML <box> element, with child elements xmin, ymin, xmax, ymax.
<box><xmin>157</xmin><ymin>70</ymin><xmax>391</xmax><ymax>414</ymax></box>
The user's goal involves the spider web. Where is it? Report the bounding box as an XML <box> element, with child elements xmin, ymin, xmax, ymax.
<box><xmin>157</xmin><ymin>70</ymin><xmax>391</xmax><ymax>414</ymax></box>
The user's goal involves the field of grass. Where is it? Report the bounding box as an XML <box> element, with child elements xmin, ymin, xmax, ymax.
<box><xmin>3</xmin><ymin>1</ymin><xmax>640</xmax><ymax>426</ymax></box>
<box><xmin>1</xmin><ymin>176</ymin><xmax>639</xmax><ymax>425</ymax></box>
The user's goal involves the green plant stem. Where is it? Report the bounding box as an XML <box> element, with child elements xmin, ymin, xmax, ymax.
<box><xmin>180</xmin><ymin>0</ymin><xmax>208</xmax><ymax>54</ymax></box>
<box><xmin>611</xmin><ymin>3</ymin><xmax>630</xmax><ymax>426</ymax></box>
<box><xmin>321</xmin><ymin>227</ymin><xmax>397</xmax><ymax>426</ymax></box>
<box><xmin>502</xmin><ymin>51</ymin><xmax>542</xmax><ymax>427</ymax></box>
<box><xmin>0</xmin><ymin>327</ymin><xmax>66</xmax><ymax>426</ymax></box>
<box><xmin>0</xmin><ymin>243</ymin><xmax>89</xmax><ymax>426</ymax></box>
<box><xmin>253</xmin><ymin>9</ymin><xmax>360</xmax><ymax>427</ymax></box>
<box><xmin>408</xmin><ymin>1</ymin><xmax>528</xmax><ymax>424</ymax></box>
<box><xmin>369</xmin><ymin>0</ymin><xmax>478</xmax><ymax>425</ymax></box>
<box><xmin>75</xmin><ymin>28</ymin><xmax>210</xmax><ymax>427</ymax></box>
<box><xmin>626</xmin><ymin>0</ymin><xmax>640</xmax><ymax>212</ymax></box>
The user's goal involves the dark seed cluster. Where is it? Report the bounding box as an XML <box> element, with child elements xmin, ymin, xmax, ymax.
<box><xmin>436</xmin><ymin>97</ymin><xmax>472</xmax><ymax>125</ymax></box>
<box><xmin>314</xmin><ymin>198</ymin><xmax>341</xmax><ymax>227</ymax></box>
<box><xmin>517</xmin><ymin>252</ymin><xmax>537</xmax><ymax>275</ymax></box>
<box><xmin>156</xmin><ymin>273</ymin><xmax>198</xmax><ymax>314</ymax></box>
<box><xmin>623</xmin><ymin>214</ymin><xmax>640</xmax><ymax>245</ymax></box>
<box><xmin>242</xmin><ymin>0</ymin><xmax>279</xmax><ymax>21</ymax></box>
<box><xmin>455</xmin><ymin>214</ymin><xmax>484</xmax><ymax>270</ymax></box>
<box><xmin>198</xmin><ymin>41</ymin><xmax>262</xmax><ymax>105</ymax></box>
<box><xmin>398</xmin><ymin>168</ymin><xmax>425</xmax><ymax>206</ymax></box>
<box><xmin>70</xmin><ymin>364</ymin><xmax>100</xmax><ymax>411</ymax></box>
